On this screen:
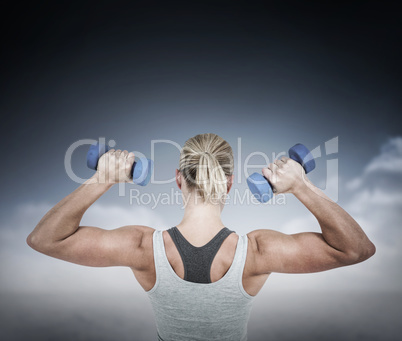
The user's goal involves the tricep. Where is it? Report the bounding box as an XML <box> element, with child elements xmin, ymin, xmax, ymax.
<box><xmin>28</xmin><ymin>225</ymin><xmax>153</xmax><ymax>269</ymax></box>
<box><xmin>247</xmin><ymin>229</ymin><xmax>354</xmax><ymax>275</ymax></box>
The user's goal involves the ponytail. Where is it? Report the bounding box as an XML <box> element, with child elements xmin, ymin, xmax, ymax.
<box><xmin>179</xmin><ymin>134</ymin><xmax>234</xmax><ymax>203</ymax></box>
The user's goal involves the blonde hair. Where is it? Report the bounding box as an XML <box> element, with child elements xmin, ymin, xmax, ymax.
<box><xmin>179</xmin><ymin>133</ymin><xmax>234</xmax><ymax>203</ymax></box>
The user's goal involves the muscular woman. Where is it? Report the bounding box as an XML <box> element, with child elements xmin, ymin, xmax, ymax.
<box><xmin>27</xmin><ymin>133</ymin><xmax>375</xmax><ymax>341</ymax></box>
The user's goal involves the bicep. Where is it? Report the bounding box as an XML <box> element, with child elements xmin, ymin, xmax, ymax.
<box><xmin>41</xmin><ymin>225</ymin><xmax>152</xmax><ymax>269</ymax></box>
<box><xmin>249</xmin><ymin>229</ymin><xmax>348</xmax><ymax>274</ymax></box>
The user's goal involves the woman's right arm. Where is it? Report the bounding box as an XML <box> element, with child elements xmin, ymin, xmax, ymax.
<box><xmin>247</xmin><ymin>157</ymin><xmax>376</xmax><ymax>274</ymax></box>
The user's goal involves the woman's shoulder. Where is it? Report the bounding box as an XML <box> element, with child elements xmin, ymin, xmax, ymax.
<box><xmin>123</xmin><ymin>225</ymin><xmax>156</xmax><ymax>253</ymax></box>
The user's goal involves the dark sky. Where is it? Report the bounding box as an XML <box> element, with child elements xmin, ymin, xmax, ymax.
<box><xmin>1</xmin><ymin>1</ymin><xmax>400</xmax><ymax>214</ymax></box>
<box><xmin>1</xmin><ymin>1</ymin><xmax>401</xmax><ymax>340</ymax></box>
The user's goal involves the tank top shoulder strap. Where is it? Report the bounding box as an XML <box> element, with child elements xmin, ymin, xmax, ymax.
<box><xmin>232</xmin><ymin>234</ymin><xmax>254</xmax><ymax>299</ymax></box>
<box><xmin>147</xmin><ymin>230</ymin><xmax>171</xmax><ymax>294</ymax></box>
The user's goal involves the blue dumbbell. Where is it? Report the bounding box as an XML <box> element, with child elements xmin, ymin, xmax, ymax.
<box><xmin>247</xmin><ymin>143</ymin><xmax>315</xmax><ymax>203</ymax></box>
<box><xmin>87</xmin><ymin>143</ymin><xmax>154</xmax><ymax>186</ymax></box>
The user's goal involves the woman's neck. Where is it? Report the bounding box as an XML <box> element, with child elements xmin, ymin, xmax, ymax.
<box><xmin>177</xmin><ymin>192</ymin><xmax>225</xmax><ymax>239</ymax></box>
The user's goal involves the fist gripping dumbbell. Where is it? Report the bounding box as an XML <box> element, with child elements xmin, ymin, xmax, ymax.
<box><xmin>86</xmin><ymin>143</ymin><xmax>154</xmax><ymax>186</ymax></box>
<box><xmin>247</xmin><ymin>143</ymin><xmax>315</xmax><ymax>203</ymax></box>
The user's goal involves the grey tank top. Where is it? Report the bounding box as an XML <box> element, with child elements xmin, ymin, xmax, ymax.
<box><xmin>167</xmin><ymin>226</ymin><xmax>234</xmax><ymax>283</ymax></box>
<box><xmin>146</xmin><ymin>229</ymin><xmax>255</xmax><ymax>341</ymax></box>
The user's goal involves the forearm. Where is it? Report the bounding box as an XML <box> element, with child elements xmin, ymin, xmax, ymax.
<box><xmin>28</xmin><ymin>174</ymin><xmax>113</xmax><ymax>245</ymax></box>
<box><xmin>293</xmin><ymin>178</ymin><xmax>375</xmax><ymax>259</ymax></box>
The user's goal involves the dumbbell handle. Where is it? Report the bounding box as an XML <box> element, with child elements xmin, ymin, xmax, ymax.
<box><xmin>86</xmin><ymin>143</ymin><xmax>154</xmax><ymax>186</ymax></box>
<box><xmin>247</xmin><ymin>143</ymin><xmax>315</xmax><ymax>203</ymax></box>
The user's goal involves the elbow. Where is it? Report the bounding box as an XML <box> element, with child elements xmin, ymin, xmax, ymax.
<box><xmin>26</xmin><ymin>233</ymin><xmax>39</xmax><ymax>250</ymax></box>
<box><xmin>360</xmin><ymin>240</ymin><xmax>376</xmax><ymax>261</ymax></box>
<box><xmin>26</xmin><ymin>233</ymin><xmax>49</xmax><ymax>252</ymax></box>
<box><xmin>365</xmin><ymin>241</ymin><xmax>376</xmax><ymax>259</ymax></box>
<box><xmin>344</xmin><ymin>241</ymin><xmax>376</xmax><ymax>265</ymax></box>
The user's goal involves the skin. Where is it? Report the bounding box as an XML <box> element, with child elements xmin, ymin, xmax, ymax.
<box><xmin>27</xmin><ymin>149</ymin><xmax>376</xmax><ymax>296</ymax></box>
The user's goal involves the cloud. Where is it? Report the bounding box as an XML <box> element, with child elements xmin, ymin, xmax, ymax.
<box><xmin>347</xmin><ymin>189</ymin><xmax>402</xmax><ymax>213</ymax></box>
<box><xmin>345</xmin><ymin>137</ymin><xmax>402</xmax><ymax>247</ymax></box>
<box><xmin>347</xmin><ymin>137</ymin><xmax>402</xmax><ymax>191</ymax></box>
<box><xmin>365</xmin><ymin>137</ymin><xmax>402</xmax><ymax>174</ymax></box>
<box><xmin>81</xmin><ymin>203</ymin><xmax>167</xmax><ymax>229</ymax></box>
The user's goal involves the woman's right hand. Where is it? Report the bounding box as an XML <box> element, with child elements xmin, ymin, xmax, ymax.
<box><xmin>261</xmin><ymin>156</ymin><xmax>308</xmax><ymax>195</ymax></box>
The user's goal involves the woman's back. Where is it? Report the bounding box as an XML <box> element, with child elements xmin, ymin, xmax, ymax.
<box><xmin>146</xmin><ymin>228</ymin><xmax>256</xmax><ymax>341</ymax></box>
<box><xmin>130</xmin><ymin>225</ymin><xmax>270</xmax><ymax>297</ymax></box>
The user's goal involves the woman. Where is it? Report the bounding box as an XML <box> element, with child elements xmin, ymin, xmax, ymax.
<box><xmin>27</xmin><ymin>133</ymin><xmax>375</xmax><ymax>341</ymax></box>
